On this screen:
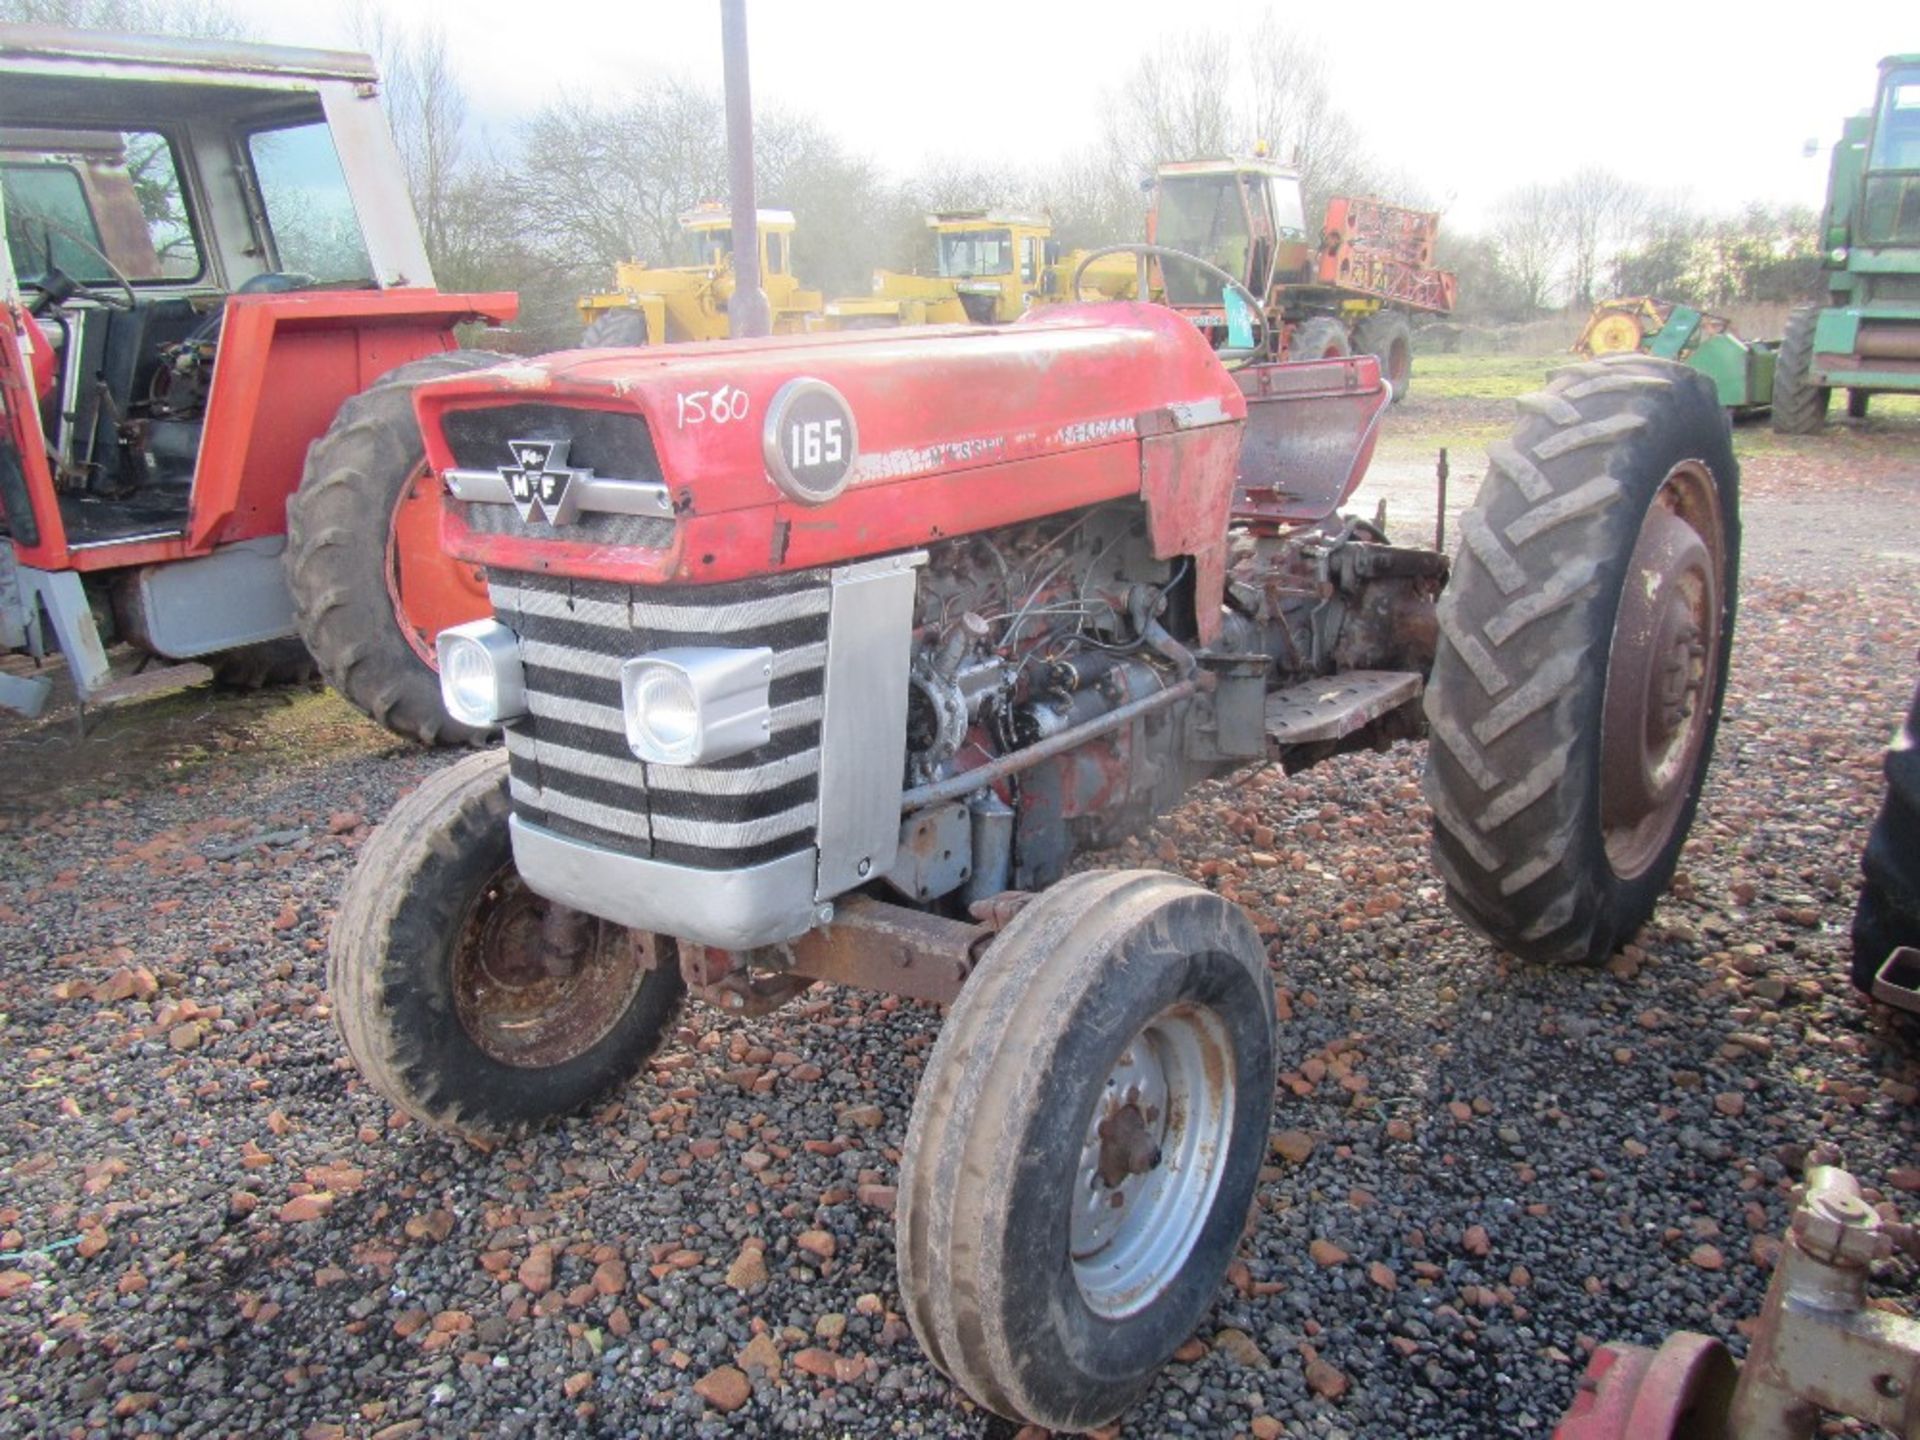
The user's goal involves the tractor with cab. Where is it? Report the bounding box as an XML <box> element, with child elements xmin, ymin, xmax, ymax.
<box><xmin>0</xmin><ymin>24</ymin><xmax>511</xmax><ymax>739</ymax></box>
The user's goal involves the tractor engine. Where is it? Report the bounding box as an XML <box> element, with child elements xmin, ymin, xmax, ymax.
<box><xmin>413</xmin><ymin>302</ymin><xmax>1432</xmax><ymax>954</ymax></box>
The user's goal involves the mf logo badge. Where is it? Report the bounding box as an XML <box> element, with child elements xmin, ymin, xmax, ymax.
<box><xmin>500</xmin><ymin>438</ymin><xmax>587</xmax><ymax>525</ymax></box>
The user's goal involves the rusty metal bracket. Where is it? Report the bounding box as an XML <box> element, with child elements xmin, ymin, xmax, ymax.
<box><xmin>679</xmin><ymin>941</ymin><xmax>808</xmax><ymax>1017</ymax></box>
<box><xmin>783</xmin><ymin>896</ymin><xmax>990</xmax><ymax>1006</ymax></box>
<box><xmin>1556</xmin><ymin>1165</ymin><xmax>1920</xmax><ymax>1440</ymax></box>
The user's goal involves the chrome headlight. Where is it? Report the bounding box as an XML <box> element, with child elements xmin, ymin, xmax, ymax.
<box><xmin>436</xmin><ymin>619</ymin><xmax>527</xmax><ymax>726</ymax></box>
<box><xmin>620</xmin><ymin>647</ymin><xmax>772</xmax><ymax>766</ymax></box>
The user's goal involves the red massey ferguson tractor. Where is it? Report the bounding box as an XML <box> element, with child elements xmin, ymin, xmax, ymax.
<box><xmin>331</xmin><ymin>294</ymin><xmax>1741</xmax><ymax>1428</ymax></box>
<box><xmin>0</xmin><ymin>25</ymin><xmax>510</xmax><ymax>738</ymax></box>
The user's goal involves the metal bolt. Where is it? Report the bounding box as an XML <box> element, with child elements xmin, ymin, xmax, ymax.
<box><xmin>814</xmin><ymin>904</ymin><xmax>835</xmax><ymax>927</ymax></box>
<box><xmin>856</xmin><ymin>857</ymin><xmax>871</xmax><ymax>877</ymax></box>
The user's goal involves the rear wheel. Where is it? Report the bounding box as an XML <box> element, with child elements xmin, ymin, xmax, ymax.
<box><xmin>1771</xmin><ymin>304</ymin><xmax>1828</xmax><ymax>434</ymax></box>
<box><xmin>329</xmin><ymin>751</ymin><xmax>686</xmax><ymax>1138</ymax></box>
<box><xmin>1424</xmin><ymin>355</ymin><xmax>1739</xmax><ymax>966</ymax></box>
<box><xmin>897</xmin><ymin>870</ymin><xmax>1275</xmax><ymax>1431</ymax></box>
<box><xmin>581</xmin><ymin>309</ymin><xmax>648</xmax><ymax>347</ymax></box>
<box><xmin>1289</xmin><ymin>315</ymin><xmax>1351</xmax><ymax>361</ymax></box>
<box><xmin>1352</xmin><ymin>310</ymin><xmax>1413</xmax><ymax>401</ymax></box>
<box><xmin>288</xmin><ymin>350</ymin><xmax>507</xmax><ymax>747</ymax></box>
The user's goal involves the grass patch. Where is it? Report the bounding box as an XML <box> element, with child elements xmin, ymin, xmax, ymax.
<box><xmin>1407</xmin><ymin>351</ymin><xmax>1563</xmax><ymax>402</ymax></box>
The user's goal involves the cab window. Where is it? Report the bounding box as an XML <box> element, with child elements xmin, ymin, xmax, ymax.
<box><xmin>2</xmin><ymin>128</ymin><xmax>200</xmax><ymax>286</ymax></box>
<box><xmin>767</xmin><ymin>230</ymin><xmax>788</xmax><ymax>275</ymax></box>
<box><xmin>247</xmin><ymin>121</ymin><xmax>373</xmax><ymax>283</ymax></box>
<box><xmin>937</xmin><ymin>228</ymin><xmax>1013</xmax><ymax>278</ymax></box>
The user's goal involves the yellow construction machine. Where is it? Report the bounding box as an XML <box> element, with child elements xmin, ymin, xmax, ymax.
<box><xmin>577</xmin><ymin>204</ymin><xmax>823</xmax><ymax>345</ymax></box>
<box><xmin>822</xmin><ymin>210</ymin><xmax>1138</xmax><ymax>329</ymax></box>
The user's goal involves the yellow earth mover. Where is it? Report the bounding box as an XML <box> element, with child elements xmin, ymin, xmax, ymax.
<box><xmin>823</xmin><ymin>209</ymin><xmax>1137</xmax><ymax>329</ymax></box>
<box><xmin>577</xmin><ymin>204</ymin><xmax>823</xmax><ymax>345</ymax></box>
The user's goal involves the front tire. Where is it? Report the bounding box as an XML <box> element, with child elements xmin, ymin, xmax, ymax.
<box><xmin>1424</xmin><ymin>355</ymin><xmax>1740</xmax><ymax>966</ymax></box>
<box><xmin>329</xmin><ymin>751</ymin><xmax>685</xmax><ymax>1138</ymax></box>
<box><xmin>1771</xmin><ymin>304</ymin><xmax>1829</xmax><ymax>435</ymax></box>
<box><xmin>896</xmin><ymin>870</ymin><xmax>1275</xmax><ymax>1431</ymax></box>
<box><xmin>1289</xmin><ymin>315</ymin><xmax>1351</xmax><ymax>361</ymax></box>
<box><xmin>288</xmin><ymin>350</ymin><xmax>508</xmax><ymax>747</ymax></box>
<box><xmin>581</xmin><ymin>309</ymin><xmax>649</xmax><ymax>347</ymax></box>
<box><xmin>1352</xmin><ymin>310</ymin><xmax>1413</xmax><ymax>401</ymax></box>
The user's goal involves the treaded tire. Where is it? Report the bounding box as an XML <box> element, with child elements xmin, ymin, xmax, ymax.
<box><xmin>1771</xmin><ymin>304</ymin><xmax>1829</xmax><ymax>435</ymax></box>
<box><xmin>329</xmin><ymin>750</ymin><xmax>686</xmax><ymax>1138</ymax></box>
<box><xmin>1352</xmin><ymin>310</ymin><xmax>1414</xmax><ymax>401</ymax></box>
<box><xmin>1424</xmin><ymin>355</ymin><xmax>1740</xmax><ymax>966</ymax></box>
<box><xmin>1847</xmin><ymin>389</ymin><xmax>1870</xmax><ymax>420</ymax></box>
<box><xmin>896</xmin><ymin>870</ymin><xmax>1275</xmax><ymax>1431</ymax></box>
<box><xmin>207</xmin><ymin>637</ymin><xmax>318</xmax><ymax>690</ymax></box>
<box><xmin>1852</xmin><ymin>679</ymin><xmax>1920</xmax><ymax>996</ymax></box>
<box><xmin>1289</xmin><ymin>315</ymin><xmax>1351</xmax><ymax>361</ymax></box>
<box><xmin>581</xmin><ymin>309</ymin><xmax>648</xmax><ymax>347</ymax></box>
<box><xmin>287</xmin><ymin>349</ymin><xmax>507</xmax><ymax>748</ymax></box>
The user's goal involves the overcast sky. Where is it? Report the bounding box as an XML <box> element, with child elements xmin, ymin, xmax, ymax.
<box><xmin>233</xmin><ymin>0</ymin><xmax>1915</xmax><ymax>231</ymax></box>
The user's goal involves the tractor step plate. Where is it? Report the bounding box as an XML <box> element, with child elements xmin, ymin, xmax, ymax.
<box><xmin>1265</xmin><ymin>670</ymin><xmax>1423</xmax><ymax>746</ymax></box>
<box><xmin>85</xmin><ymin>662</ymin><xmax>213</xmax><ymax>708</ymax></box>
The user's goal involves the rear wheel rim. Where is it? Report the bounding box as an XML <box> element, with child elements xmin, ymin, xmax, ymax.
<box><xmin>385</xmin><ymin>459</ymin><xmax>489</xmax><ymax>669</ymax></box>
<box><xmin>1600</xmin><ymin>461</ymin><xmax>1726</xmax><ymax>880</ymax></box>
<box><xmin>1070</xmin><ymin>1003</ymin><xmax>1236</xmax><ymax>1319</ymax></box>
<box><xmin>451</xmin><ymin>867</ymin><xmax>648</xmax><ymax>1069</ymax></box>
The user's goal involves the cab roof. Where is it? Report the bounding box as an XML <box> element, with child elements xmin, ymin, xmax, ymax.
<box><xmin>0</xmin><ymin>23</ymin><xmax>379</xmax><ymax>85</ymax></box>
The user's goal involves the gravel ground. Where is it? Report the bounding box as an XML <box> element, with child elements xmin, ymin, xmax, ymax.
<box><xmin>2</xmin><ymin>401</ymin><xmax>1918</xmax><ymax>1440</ymax></box>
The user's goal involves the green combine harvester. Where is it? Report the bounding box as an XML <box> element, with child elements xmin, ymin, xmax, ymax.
<box><xmin>1773</xmin><ymin>52</ymin><xmax>1920</xmax><ymax>431</ymax></box>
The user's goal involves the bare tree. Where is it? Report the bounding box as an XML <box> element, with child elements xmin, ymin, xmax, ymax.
<box><xmin>1493</xmin><ymin>182</ymin><xmax>1568</xmax><ymax>312</ymax></box>
<box><xmin>1105</xmin><ymin>29</ymin><xmax>1238</xmax><ymax>182</ymax></box>
<box><xmin>1244</xmin><ymin>19</ymin><xmax>1374</xmax><ymax>218</ymax></box>
<box><xmin>1102</xmin><ymin>20</ymin><xmax>1385</xmax><ymax>227</ymax></box>
<box><xmin>1555</xmin><ymin>166</ymin><xmax>1645</xmax><ymax>307</ymax></box>
<box><xmin>0</xmin><ymin>0</ymin><xmax>243</xmax><ymax>34</ymax></box>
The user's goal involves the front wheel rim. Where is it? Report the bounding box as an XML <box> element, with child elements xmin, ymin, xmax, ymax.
<box><xmin>1599</xmin><ymin>460</ymin><xmax>1726</xmax><ymax>880</ymax></box>
<box><xmin>1070</xmin><ymin>1003</ymin><xmax>1237</xmax><ymax>1319</ymax></box>
<box><xmin>451</xmin><ymin>868</ymin><xmax>648</xmax><ymax>1069</ymax></box>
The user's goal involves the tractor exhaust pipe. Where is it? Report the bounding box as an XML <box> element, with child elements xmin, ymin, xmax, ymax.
<box><xmin>720</xmin><ymin>0</ymin><xmax>771</xmax><ymax>339</ymax></box>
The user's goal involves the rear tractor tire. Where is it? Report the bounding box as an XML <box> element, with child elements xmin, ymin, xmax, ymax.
<box><xmin>1424</xmin><ymin>354</ymin><xmax>1740</xmax><ymax>966</ymax></box>
<box><xmin>1352</xmin><ymin>310</ymin><xmax>1414</xmax><ymax>401</ymax></box>
<box><xmin>329</xmin><ymin>751</ymin><xmax>686</xmax><ymax>1138</ymax></box>
<box><xmin>897</xmin><ymin>870</ymin><xmax>1275</xmax><ymax>1431</ymax></box>
<box><xmin>287</xmin><ymin>349</ymin><xmax>509</xmax><ymax>748</ymax></box>
<box><xmin>1288</xmin><ymin>315</ymin><xmax>1351</xmax><ymax>362</ymax></box>
<box><xmin>580</xmin><ymin>309</ymin><xmax>649</xmax><ymax>347</ymax></box>
<box><xmin>1770</xmin><ymin>304</ymin><xmax>1829</xmax><ymax>435</ymax></box>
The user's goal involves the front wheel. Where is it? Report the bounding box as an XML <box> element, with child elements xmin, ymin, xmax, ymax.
<box><xmin>329</xmin><ymin>751</ymin><xmax>686</xmax><ymax>1138</ymax></box>
<box><xmin>1770</xmin><ymin>304</ymin><xmax>1828</xmax><ymax>435</ymax></box>
<box><xmin>1288</xmin><ymin>315</ymin><xmax>1351</xmax><ymax>361</ymax></box>
<box><xmin>1424</xmin><ymin>355</ymin><xmax>1740</xmax><ymax>966</ymax></box>
<box><xmin>896</xmin><ymin>870</ymin><xmax>1275</xmax><ymax>1431</ymax></box>
<box><xmin>581</xmin><ymin>309</ymin><xmax>649</xmax><ymax>347</ymax></box>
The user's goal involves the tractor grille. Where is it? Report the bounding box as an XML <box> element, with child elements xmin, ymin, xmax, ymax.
<box><xmin>443</xmin><ymin>402</ymin><xmax>675</xmax><ymax>549</ymax></box>
<box><xmin>490</xmin><ymin>568</ymin><xmax>830</xmax><ymax>871</ymax></box>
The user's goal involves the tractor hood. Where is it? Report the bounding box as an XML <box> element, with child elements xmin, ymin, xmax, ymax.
<box><xmin>416</xmin><ymin>302</ymin><xmax>1246</xmax><ymax>587</ymax></box>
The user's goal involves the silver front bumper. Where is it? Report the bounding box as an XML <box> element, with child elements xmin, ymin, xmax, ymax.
<box><xmin>510</xmin><ymin>815</ymin><xmax>822</xmax><ymax>950</ymax></box>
